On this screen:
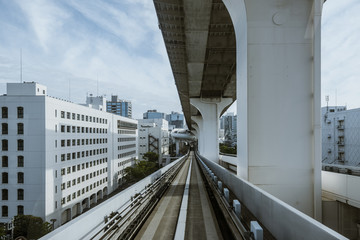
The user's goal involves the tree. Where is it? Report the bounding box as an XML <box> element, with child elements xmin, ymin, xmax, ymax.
<box><xmin>219</xmin><ymin>143</ymin><xmax>237</xmax><ymax>155</ymax></box>
<box><xmin>0</xmin><ymin>223</ymin><xmax>7</xmax><ymax>239</ymax></box>
<box><xmin>13</xmin><ymin>215</ymin><xmax>52</xmax><ymax>239</ymax></box>
<box><xmin>142</xmin><ymin>152</ymin><xmax>159</xmax><ymax>163</ymax></box>
<box><xmin>124</xmin><ymin>160</ymin><xmax>158</xmax><ymax>182</ymax></box>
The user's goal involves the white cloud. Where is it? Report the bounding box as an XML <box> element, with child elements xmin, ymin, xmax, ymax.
<box><xmin>321</xmin><ymin>0</ymin><xmax>360</xmax><ymax>109</ymax></box>
<box><xmin>0</xmin><ymin>0</ymin><xmax>182</xmax><ymax>119</ymax></box>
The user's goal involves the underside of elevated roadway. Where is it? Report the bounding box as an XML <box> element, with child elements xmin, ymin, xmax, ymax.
<box><xmin>154</xmin><ymin>0</ymin><xmax>236</xmax><ymax>129</ymax></box>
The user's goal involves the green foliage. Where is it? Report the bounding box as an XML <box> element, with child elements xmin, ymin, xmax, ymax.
<box><xmin>142</xmin><ymin>152</ymin><xmax>159</xmax><ymax>162</ymax></box>
<box><xmin>13</xmin><ymin>215</ymin><xmax>52</xmax><ymax>239</ymax></box>
<box><xmin>219</xmin><ymin>143</ymin><xmax>237</xmax><ymax>155</ymax></box>
<box><xmin>124</xmin><ymin>160</ymin><xmax>158</xmax><ymax>182</ymax></box>
<box><xmin>0</xmin><ymin>224</ymin><xmax>6</xmax><ymax>239</ymax></box>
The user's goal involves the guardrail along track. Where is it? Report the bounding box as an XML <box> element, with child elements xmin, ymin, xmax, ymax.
<box><xmin>90</xmin><ymin>155</ymin><xmax>188</xmax><ymax>240</ymax></box>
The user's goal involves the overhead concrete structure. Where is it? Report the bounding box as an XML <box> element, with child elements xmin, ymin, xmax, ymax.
<box><xmin>154</xmin><ymin>0</ymin><xmax>324</xmax><ymax>220</ymax></box>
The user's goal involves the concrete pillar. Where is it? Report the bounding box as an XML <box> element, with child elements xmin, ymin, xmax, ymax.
<box><xmin>222</xmin><ymin>0</ymin><xmax>323</xmax><ymax>219</ymax></box>
<box><xmin>190</xmin><ymin>98</ymin><xmax>232</xmax><ymax>162</ymax></box>
<box><xmin>79</xmin><ymin>202</ymin><xmax>83</xmax><ymax>214</ymax></box>
<box><xmin>191</xmin><ymin>117</ymin><xmax>204</xmax><ymax>155</ymax></box>
<box><xmin>175</xmin><ymin>140</ymin><xmax>180</xmax><ymax>156</ymax></box>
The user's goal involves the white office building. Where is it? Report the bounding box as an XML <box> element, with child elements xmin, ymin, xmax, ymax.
<box><xmin>138</xmin><ymin>119</ymin><xmax>169</xmax><ymax>163</ymax></box>
<box><xmin>0</xmin><ymin>82</ymin><xmax>137</xmax><ymax>228</ymax></box>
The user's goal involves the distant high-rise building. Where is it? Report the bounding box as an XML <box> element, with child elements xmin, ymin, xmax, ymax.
<box><xmin>143</xmin><ymin>110</ymin><xmax>165</xmax><ymax>120</ymax></box>
<box><xmin>166</xmin><ymin>111</ymin><xmax>184</xmax><ymax>129</ymax></box>
<box><xmin>222</xmin><ymin>112</ymin><xmax>237</xmax><ymax>145</ymax></box>
<box><xmin>106</xmin><ymin>95</ymin><xmax>132</xmax><ymax>118</ymax></box>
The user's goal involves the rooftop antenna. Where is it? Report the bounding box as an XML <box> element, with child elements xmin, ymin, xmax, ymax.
<box><xmin>68</xmin><ymin>79</ymin><xmax>71</xmax><ymax>101</ymax></box>
<box><xmin>335</xmin><ymin>89</ymin><xmax>337</xmax><ymax>111</ymax></box>
<box><xmin>20</xmin><ymin>48</ymin><xmax>22</xmax><ymax>83</ymax></box>
<box><xmin>325</xmin><ymin>95</ymin><xmax>329</xmax><ymax>112</ymax></box>
<box><xmin>97</xmin><ymin>75</ymin><xmax>99</xmax><ymax>97</ymax></box>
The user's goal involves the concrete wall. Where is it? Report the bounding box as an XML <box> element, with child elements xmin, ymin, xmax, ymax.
<box><xmin>322</xmin><ymin>171</ymin><xmax>360</xmax><ymax>208</ymax></box>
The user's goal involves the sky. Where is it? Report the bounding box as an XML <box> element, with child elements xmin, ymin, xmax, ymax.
<box><xmin>0</xmin><ymin>0</ymin><xmax>359</xmax><ymax>119</ymax></box>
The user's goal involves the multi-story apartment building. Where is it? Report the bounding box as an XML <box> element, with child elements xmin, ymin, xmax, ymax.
<box><xmin>138</xmin><ymin>119</ymin><xmax>169</xmax><ymax>163</ymax></box>
<box><xmin>106</xmin><ymin>95</ymin><xmax>132</xmax><ymax>118</ymax></box>
<box><xmin>321</xmin><ymin>106</ymin><xmax>360</xmax><ymax>166</ymax></box>
<box><xmin>0</xmin><ymin>82</ymin><xmax>137</xmax><ymax>228</ymax></box>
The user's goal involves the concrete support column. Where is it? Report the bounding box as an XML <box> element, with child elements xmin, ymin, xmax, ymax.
<box><xmin>190</xmin><ymin>98</ymin><xmax>232</xmax><ymax>162</ymax></box>
<box><xmin>175</xmin><ymin>140</ymin><xmax>180</xmax><ymax>156</ymax></box>
<box><xmin>79</xmin><ymin>202</ymin><xmax>83</xmax><ymax>214</ymax></box>
<box><xmin>222</xmin><ymin>0</ymin><xmax>323</xmax><ymax>219</ymax></box>
<box><xmin>191</xmin><ymin>117</ymin><xmax>203</xmax><ymax>155</ymax></box>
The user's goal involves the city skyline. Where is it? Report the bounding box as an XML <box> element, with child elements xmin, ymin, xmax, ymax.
<box><xmin>0</xmin><ymin>0</ymin><xmax>359</xmax><ymax>119</ymax></box>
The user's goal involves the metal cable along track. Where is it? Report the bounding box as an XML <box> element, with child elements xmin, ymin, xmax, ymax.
<box><xmin>90</xmin><ymin>154</ymin><xmax>188</xmax><ymax>240</ymax></box>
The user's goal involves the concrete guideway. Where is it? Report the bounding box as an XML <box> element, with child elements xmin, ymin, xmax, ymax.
<box><xmin>135</xmin><ymin>151</ymin><xmax>223</xmax><ymax>240</ymax></box>
<box><xmin>135</xmin><ymin>154</ymin><xmax>191</xmax><ymax>240</ymax></box>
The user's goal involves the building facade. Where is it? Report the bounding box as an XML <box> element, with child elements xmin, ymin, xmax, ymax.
<box><xmin>106</xmin><ymin>95</ymin><xmax>132</xmax><ymax>118</ymax></box>
<box><xmin>0</xmin><ymin>82</ymin><xmax>137</xmax><ymax>228</ymax></box>
<box><xmin>143</xmin><ymin>110</ymin><xmax>165</xmax><ymax>120</ymax></box>
<box><xmin>321</xmin><ymin>106</ymin><xmax>360</xmax><ymax>166</ymax></box>
<box><xmin>138</xmin><ymin>119</ymin><xmax>169</xmax><ymax>163</ymax></box>
<box><xmin>166</xmin><ymin>111</ymin><xmax>184</xmax><ymax>129</ymax></box>
<box><xmin>222</xmin><ymin>112</ymin><xmax>237</xmax><ymax>146</ymax></box>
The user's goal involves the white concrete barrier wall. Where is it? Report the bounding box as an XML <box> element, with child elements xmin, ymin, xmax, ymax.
<box><xmin>198</xmin><ymin>154</ymin><xmax>346</xmax><ymax>240</ymax></box>
<box><xmin>40</xmin><ymin>154</ymin><xmax>188</xmax><ymax>240</ymax></box>
<box><xmin>322</xmin><ymin>170</ymin><xmax>360</xmax><ymax>209</ymax></box>
<box><xmin>219</xmin><ymin>154</ymin><xmax>237</xmax><ymax>165</ymax></box>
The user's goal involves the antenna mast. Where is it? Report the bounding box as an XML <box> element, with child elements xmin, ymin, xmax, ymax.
<box><xmin>68</xmin><ymin>79</ymin><xmax>71</xmax><ymax>101</ymax></box>
<box><xmin>97</xmin><ymin>75</ymin><xmax>99</xmax><ymax>96</ymax></box>
<box><xmin>20</xmin><ymin>48</ymin><xmax>22</xmax><ymax>83</ymax></box>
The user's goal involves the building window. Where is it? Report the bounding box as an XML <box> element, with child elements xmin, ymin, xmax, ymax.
<box><xmin>17</xmin><ymin>139</ymin><xmax>24</xmax><ymax>151</ymax></box>
<box><xmin>17</xmin><ymin>189</ymin><xmax>24</xmax><ymax>200</ymax></box>
<box><xmin>18</xmin><ymin>156</ymin><xmax>24</xmax><ymax>167</ymax></box>
<box><xmin>61</xmin><ymin>111</ymin><xmax>65</xmax><ymax>118</ymax></box>
<box><xmin>2</xmin><ymin>189</ymin><xmax>8</xmax><ymax>200</ymax></box>
<box><xmin>2</xmin><ymin>107</ymin><xmax>8</xmax><ymax>119</ymax></box>
<box><xmin>2</xmin><ymin>173</ymin><xmax>8</xmax><ymax>184</ymax></box>
<box><xmin>17</xmin><ymin>205</ymin><xmax>24</xmax><ymax>215</ymax></box>
<box><xmin>17</xmin><ymin>107</ymin><xmax>24</xmax><ymax>118</ymax></box>
<box><xmin>17</xmin><ymin>123</ymin><xmax>24</xmax><ymax>135</ymax></box>
<box><xmin>2</xmin><ymin>206</ymin><xmax>8</xmax><ymax>217</ymax></box>
<box><xmin>2</xmin><ymin>123</ymin><xmax>8</xmax><ymax>135</ymax></box>
<box><xmin>2</xmin><ymin>156</ymin><xmax>8</xmax><ymax>167</ymax></box>
<box><xmin>1</xmin><ymin>140</ymin><xmax>8</xmax><ymax>151</ymax></box>
<box><xmin>17</xmin><ymin>172</ymin><xmax>24</xmax><ymax>184</ymax></box>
